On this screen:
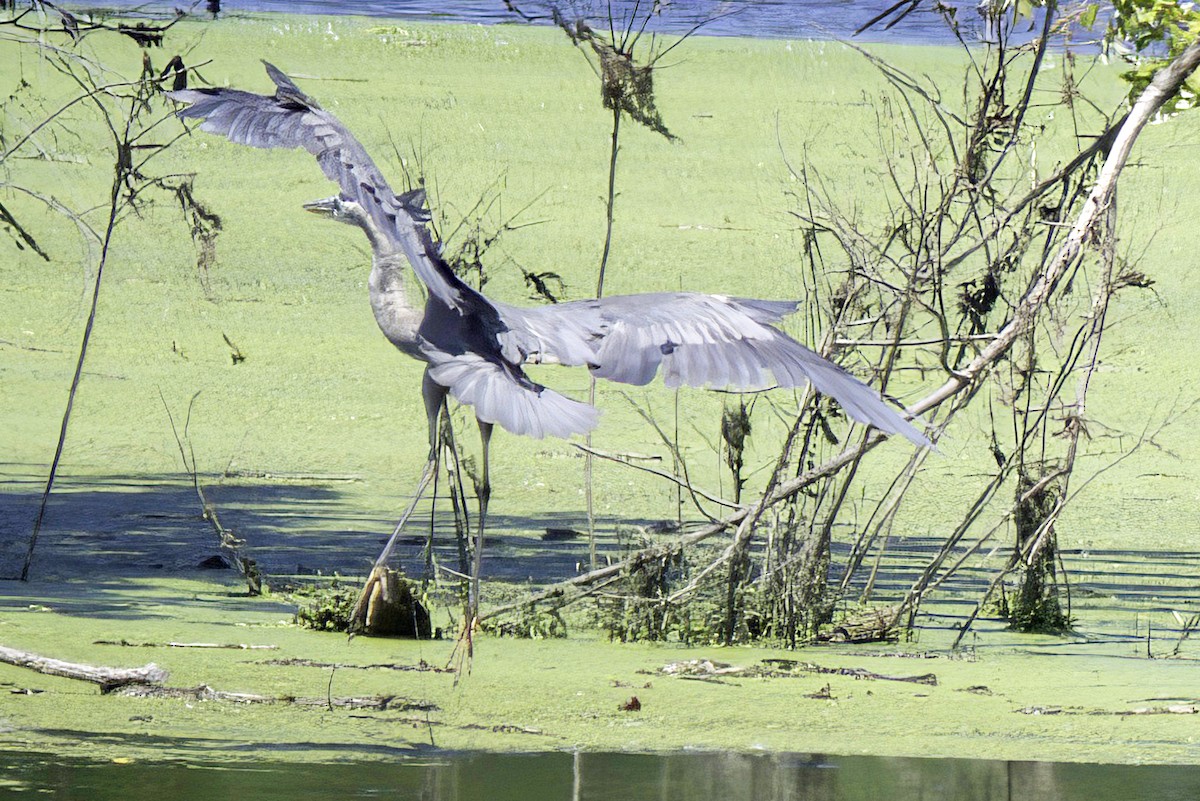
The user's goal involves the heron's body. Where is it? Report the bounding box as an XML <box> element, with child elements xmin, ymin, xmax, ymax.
<box><xmin>168</xmin><ymin>63</ymin><xmax>930</xmax><ymax>629</ymax></box>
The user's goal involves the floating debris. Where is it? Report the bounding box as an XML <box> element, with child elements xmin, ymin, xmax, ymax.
<box><xmin>660</xmin><ymin>659</ymin><xmax>744</xmax><ymax>676</ymax></box>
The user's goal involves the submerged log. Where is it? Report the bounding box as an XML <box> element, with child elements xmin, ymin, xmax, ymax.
<box><xmin>0</xmin><ymin>644</ymin><xmax>167</xmax><ymax>693</ymax></box>
<box><xmin>116</xmin><ymin>683</ymin><xmax>437</xmax><ymax>711</ymax></box>
<box><xmin>817</xmin><ymin>605</ymin><xmax>901</xmax><ymax>644</ymax></box>
<box><xmin>94</xmin><ymin>640</ymin><xmax>278</xmax><ymax>650</ymax></box>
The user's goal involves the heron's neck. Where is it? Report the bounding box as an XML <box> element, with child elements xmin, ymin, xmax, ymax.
<box><xmin>367</xmin><ymin>248</ymin><xmax>426</xmax><ymax>357</ymax></box>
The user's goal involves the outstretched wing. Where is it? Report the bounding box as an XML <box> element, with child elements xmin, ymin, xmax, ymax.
<box><xmin>425</xmin><ymin>352</ymin><xmax>600</xmax><ymax>439</ymax></box>
<box><xmin>499</xmin><ymin>292</ymin><xmax>930</xmax><ymax>447</ymax></box>
<box><xmin>167</xmin><ymin>62</ymin><xmax>469</xmax><ymax>312</ymax></box>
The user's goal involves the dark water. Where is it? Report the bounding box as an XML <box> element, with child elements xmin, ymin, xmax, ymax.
<box><xmin>7</xmin><ymin>750</ymin><xmax>1200</xmax><ymax>800</ymax></box>
<box><xmin>6</xmin><ymin>470</ymin><xmax>1200</xmax><ymax>653</ymax></box>
<box><xmin>82</xmin><ymin>0</ymin><xmax>1064</xmax><ymax>45</ymax></box>
<box><xmin>7</xmin><ymin>471</ymin><xmax>1200</xmax><ymax>644</ymax></box>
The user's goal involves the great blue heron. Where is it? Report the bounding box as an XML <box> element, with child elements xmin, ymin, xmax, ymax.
<box><xmin>169</xmin><ymin>63</ymin><xmax>930</xmax><ymax>630</ymax></box>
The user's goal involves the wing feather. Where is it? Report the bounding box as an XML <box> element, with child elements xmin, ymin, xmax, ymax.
<box><xmin>499</xmin><ymin>292</ymin><xmax>929</xmax><ymax>447</ymax></box>
<box><xmin>426</xmin><ymin>353</ymin><xmax>599</xmax><ymax>440</ymax></box>
<box><xmin>168</xmin><ymin>63</ymin><xmax>469</xmax><ymax>312</ymax></box>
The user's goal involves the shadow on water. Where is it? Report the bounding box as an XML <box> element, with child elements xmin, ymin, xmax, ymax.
<box><xmin>3</xmin><ymin>467</ymin><xmax>1200</xmax><ymax>637</ymax></box>
<box><xmin>0</xmin><ymin>468</ymin><xmax>653</xmax><ymax>591</ymax></box>
<box><xmin>5</xmin><ymin>750</ymin><xmax>1200</xmax><ymax>801</ymax></box>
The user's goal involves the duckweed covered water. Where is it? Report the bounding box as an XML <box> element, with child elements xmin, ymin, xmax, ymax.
<box><xmin>4</xmin><ymin>8</ymin><xmax>1200</xmax><ymax>776</ymax></box>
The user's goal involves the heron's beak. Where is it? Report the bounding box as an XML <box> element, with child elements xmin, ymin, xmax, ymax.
<box><xmin>302</xmin><ymin>197</ymin><xmax>338</xmax><ymax>216</ymax></box>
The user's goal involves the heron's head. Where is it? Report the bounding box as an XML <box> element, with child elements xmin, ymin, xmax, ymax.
<box><xmin>302</xmin><ymin>196</ymin><xmax>369</xmax><ymax>228</ymax></box>
<box><xmin>303</xmin><ymin>195</ymin><xmax>395</xmax><ymax>254</ymax></box>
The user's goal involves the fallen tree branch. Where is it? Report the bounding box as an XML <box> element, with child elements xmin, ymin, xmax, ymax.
<box><xmin>257</xmin><ymin>657</ymin><xmax>453</xmax><ymax>673</ymax></box>
<box><xmin>93</xmin><ymin>640</ymin><xmax>278</xmax><ymax>650</ymax></box>
<box><xmin>575</xmin><ymin>443</ymin><xmax>742</xmax><ymax>509</ymax></box>
<box><xmin>0</xmin><ymin>644</ymin><xmax>166</xmax><ymax>692</ymax></box>
<box><xmin>115</xmin><ymin>683</ymin><xmax>436</xmax><ymax>711</ymax></box>
<box><xmin>160</xmin><ymin>390</ymin><xmax>263</xmax><ymax>595</ymax></box>
<box><xmin>658</xmin><ymin>657</ymin><xmax>937</xmax><ymax>685</ymax></box>
<box><xmin>913</xmin><ymin>34</ymin><xmax>1200</xmax><ymax>419</ymax></box>
<box><xmin>790</xmin><ymin>661</ymin><xmax>937</xmax><ymax>686</ymax></box>
<box><xmin>481</xmin><ymin>435</ymin><xmax>882</xmax><ymax>622</ymax></box>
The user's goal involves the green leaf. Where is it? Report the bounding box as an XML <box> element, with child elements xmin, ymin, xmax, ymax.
<box><xmin>1080</xmin><ymin>4</ymin><xmax>1098</xmax><ymax>29</ymax></box>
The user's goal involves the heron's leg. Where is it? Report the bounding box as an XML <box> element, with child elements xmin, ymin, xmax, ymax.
<box><xmin>348</xmin><ymin>373</ymin><xmax>447</xmax><ymax>635</ymax></box>
<box><xmin>467</xmin><ymin>420</ymin><xmax>493</xmax><ymax>628</ymax></box>
<box><xmin>347</xmin><ymin>458</ymin><xmax>435</xmax><ymax>634</ymax></box>
<box><xmin>422</xmin><ymin>370</ymin><xmax>446</xmax><ymax>461</ymax></box>
<box><xmin>372</xmin><ymin>457</ymin><xmax>436</xmax><ymax>570</ymax></box>
<box><xmin>372</xmin><ymin>372</ymin><xmax>446</xmax><ymax>569</ymax></box>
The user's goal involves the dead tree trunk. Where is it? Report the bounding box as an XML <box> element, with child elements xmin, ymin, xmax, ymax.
<box><xmin>1004</xmin><ymin>469</ymin><xmax>1070</xmax><ymax>632</ymax></box>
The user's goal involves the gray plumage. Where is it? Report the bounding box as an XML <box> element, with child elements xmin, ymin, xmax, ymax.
<box><xmin>168</xmin><ymin>62</ymin><xmax>931</xmax><ymax>449</ymax></box>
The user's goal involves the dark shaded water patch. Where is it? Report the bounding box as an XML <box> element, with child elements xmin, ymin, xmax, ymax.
<box><xmin>0</xmin><ymin>470</ymin><xmax>640</xmax><ymax>584</ymax></box>
<box><xmin>5</xmin><ymin>750</ymin><xmax>1200</xmax><ymax>800</ymax></box>
<box><xmin>4</xmin><ymin>468</ymin><xmax>1200</xmax><ymax>644</ymax></box>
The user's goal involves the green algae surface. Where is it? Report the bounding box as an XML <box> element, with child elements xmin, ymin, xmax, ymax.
<box><xmin>2</xmin><ymin>573</ymin><xmax>1199</xmax><ymax>765</ymax></box>
<box><xmin>2</xmin><ymin>14</ymin><xmax>1200</xmax><ymax>766</ymax></box>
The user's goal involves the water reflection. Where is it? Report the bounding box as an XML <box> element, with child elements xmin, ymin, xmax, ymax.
<box><xmin>6</xmin><ymin>750</ymin><xmax>1200</xmax><ymax>800</ymax></box>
